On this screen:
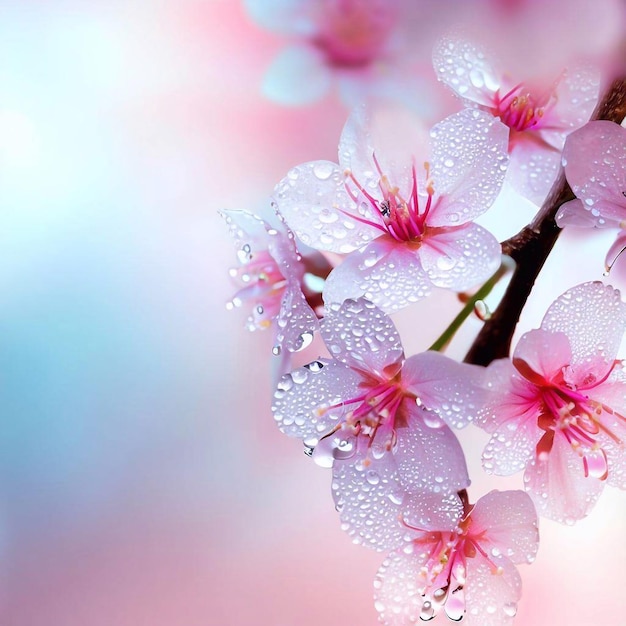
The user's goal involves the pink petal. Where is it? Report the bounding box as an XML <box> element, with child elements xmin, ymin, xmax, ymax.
<box><xmin>525</xmin><ymin>431</ymin><xmax>604</xmax><ymax>523</ymax></box>
<box><xmin>220</xmin><ymin>209</ymin><xmax>275</xmax><ymax>251</ymax></box>
<box><xmin>320</xmin><ymin>297</ymin><xmax>404</xmax><ymax>376</ymax></box>
<box><xmin>428</xmin><ymin>109</ymin><xmax>509</xmax><ymax>225</ymax></box>
<box><xmin>562</xmin><ymin>120</ymin><xmax>626</xmax><ymax>224</ymax></box>
<box><xmin>273</xmin><ymin>160</ymin><xmax>380</xmax><ymax>254</ymax></box>
<box><xmin>322</xmin><ymin>237</ymin><xmax>431</xmax><ymax>313</ymax></box>
<box><xmin>512</xmin><ymin>328</ymin><xmax>572</xmax><ymax>383</ymax></box>
<box><xmin>463</xmin><ymin>554</ymin><xmax>522</xmax><ymax>626</ymax></box>
<box><xmin>394</xmin><ymin>404</ymin><xmax>470</xmax><ymax>494</ymax></box>
<box><xmin>541</xmin><ymin>281</ymin><xmax>626</xmax><ymax>383</ymax></box>
<box><xmin>470</xmin><ymin>490</ymin><xmax>539</xmax><ymax>565</ymax></box>
<box><xmin>507</xmin><ymin>138</ymin><xmax>562</xmax><ymax>206</ymax></box>
<box><xmin>374</xmin><ymin>547</ymin><xmax>431</xmax><ymax>625</ymax></box>
<box><xmin>401</xmin><ymin>490</ymin><xmax>463</xmax><ymax>534</ymax></box>
<box><xmin>556</xmin><ymin>198</ymin><xmax>621</xmax><ymax>229</ymax></box>
<box><xmin>332</xmin><ymin>445</ymin><xmax>408</xmax><ymax>552</ymax></box>
<box><xmin>402</xmin><ymin>351</ymin><xmax>486</xmax><ymax>429</ymax></box>
<box><xmin>432</xmin><ymin>36</ymin><xmax>501</xmax><ymax>107</ymax></box>
<box><xmin>262</xmin><ymin>44</ymin><xmax>331</xmax><ymax>105</ymax></box>
<box><xmin>540</xmin><ymin>65</ymin><xmax>599</xmax><ymax>143</ymax></box>
<box><xmin>482</xmin><ymin>416</ymin><xmax>541</xmax><ymax>477</ymax></box>
<box><xmin>419</xmin><ymin>223</ymin><xmax>501</xmax><ymax>291</ymax></box>
<box><xmin>338</xmin><ymin>103</ymin><xmax>429</xmax><ymax>198</ymax></box>
<box><xmin>272</xmin><ymin>359</ymin><xmax>362</xmax><ymax>441</ymax></box>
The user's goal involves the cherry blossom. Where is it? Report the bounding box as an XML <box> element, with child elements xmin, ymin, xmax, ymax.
<box><xmin>477</xmin><ymin>281</ymin><xmax>626</xmax><ymax>523</ymax></box>
<box><xmin>243</xmin><ymin>0</ymin><xmax>414</xmax><ymax>107</ymax></box>
<box><xmin>433</xmin><ymin>35</ymin><xmax>599</xmax><ymax>205</ymax></box>
<box><xmin>273</xmin><ymin>297</ymin><xmax>486</xmax><ymax>549</ymax></box>
<box><xmin>557</xmin><ymin>120</ymin><xmax>626</xmax><ymax>272</ymax></box>
<box><xmin>221</xmin><ymin>209</ymin><xmax>321</xmax><ymax>356</ymax></box>
<box><xmin>374</xmin><ymin>489</ymin><xmax>538</xmax><ymax>625</ymax></box>
<box><xmin>274</xmin><ymin>106</ymin><xmax>507</xmax><ymax>313</ymax></box>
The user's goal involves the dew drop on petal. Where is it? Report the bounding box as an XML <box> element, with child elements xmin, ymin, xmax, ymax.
<box><xmin>313</xmin><ymin>161</ymin><xmax>335</xmax><ymax>180</ymax></box>
<box><xmin>295</xmin><ymin>331</ymin><xmax>314</xmax><ymax>351</ymax></box>
<box><xmin>503</xmin><ymin>602</ymin><xmax>517</xmax><ymax>617</ymax></box>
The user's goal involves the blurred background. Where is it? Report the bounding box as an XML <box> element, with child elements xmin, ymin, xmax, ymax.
<box><xmin>3</xmin><ymin>1</ymin><xmax>626</xmax><ymax>625</ymax></box>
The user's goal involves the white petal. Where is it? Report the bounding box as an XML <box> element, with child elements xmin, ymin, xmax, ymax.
<box><xmin>323</xmin><ymin>238</ymin><xmax>432</xmax><ymax>313</ymax></box>
<box><xmin>432</xmin><ymin>36</ymin><xmax>501</xmax><ymax>106</ymax></box>
<box><xmin>320</xmin><ymin>297</ymin><xmax>404</xmax><ymax>376</ymax></box>
<box><xmin>332</xmin><ymin>448</ymin><xmax>408</xmax><ymax>552</ymax></box>
<box><xmin>273</xmin><ymin>160</ymin><xmax>380</xmax><ymax>253</ymax></box>
<box><xmin>272</xmin><ymin>359</ymin><xmax>361</xmax><ymax>440</ymax></box>
<box><xmin>419</xmin><ymin>223</ymin><xmax>501</xmax><ymax>291</ymax></box>
<box><xmin>428</xmin><ymin>109</ymin><xmax>509</xmax><ymax>225</ymax></box>
<box><xmin>394</xmin><ymin>404</ymin><xmax>470</xmax><ymax>494</ymax></box>
<box><xmin>275</xmin><ymin>280</ymin><xmax>320</xmax><ymax>353</ymax></box>
<box><xmin>263</xmin><ymin>45</ymin><xmax>331</xmax><ymax>105</ymax></box>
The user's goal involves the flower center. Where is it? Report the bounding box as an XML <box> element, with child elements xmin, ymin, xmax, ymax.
<box><xmin>344</xmin><ymin>157</ymin><xmax>435</xmax><ymax>244</ymax></box>
<box><xmin>492</xmin><ymin>83</ymin><xmax>552</xmax><ymax>135</ymax></box>
<box><xmin>228</xmin><ymin>247</ymin><xmax>287</xmax><ymax>330</ymax></box>
<box><xmin>312</xmin><ymin>0</ymin><xmax>395</xmax><ymax>67</ymax></box>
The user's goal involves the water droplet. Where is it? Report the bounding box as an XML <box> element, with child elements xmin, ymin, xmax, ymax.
<box><xmin>272</xmin><ymin>345</ymin><xmax>281</xmax><ymax>356</ymax></box>
<box><xmin>436</xmin><ymin>255</ymin><xmax>457</xmax><ymax>271</ymax></box>
<box><xmin>474</xmin><ymin>300</ymin><xmax>491</xmax><ymax>321</ymax></box>
<box><xmin>312</xmin><ymin>433</ymin><xmax>357</xmax><ymax>468</ymax></box>
<box><xmin>420</xmin><ymin>600</ymin><xmax>436</xmax><ymax>621</ymax></box>
<box><xmin>304</xmin><ymin>360</ymin><xmax>324</xmax><ymax>372</ymax></box>
<box><xmin>365</xmin><ymin>470</ymin><xmax>380</xmax><ymax>485</ymax></box>
<box><xmin>503</xmin><ymin>602</ymin><xmax>517</xmax><ymax>617</ymax></box>
<box><xmin>444</xmin><ymin>158</ymin><xmax>455</xmax><ymax>168</ymax></box>
<box><xmin>295</xmin><ymin>331</ymin><xmax>314</xmax><ymax>351</ymax></box>
<box><xmin>313</xmin><ymin>161</ymin><xmax>334</xmax><ymax>180</ymax></box>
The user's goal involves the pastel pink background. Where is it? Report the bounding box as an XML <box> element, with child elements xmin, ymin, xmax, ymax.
<box><xmin>3</xmin><ymin>2</ymin><xmax>626</xmax><ymax>625</ymax></box>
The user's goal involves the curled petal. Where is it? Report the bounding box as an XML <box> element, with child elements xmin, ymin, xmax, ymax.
<box><xmin>273</xmin><ymin>160</ymin><xmax>380</xmax><ymax>254</ymax></box>
<box><xmin>432</xmin><ymin>36</ymin><xmax>501</xmax><ymax>107</ymax></box>
<box><xmin>605</xmin><ymin>230</ymin><xmax>626</xmax><ymax>272</ymax></box>
<box><xmin>275</xmin><ymin>280</ymin><xmax>320</xmax><ymax>353</ymax></box>
<box><xmin>272</xmin><ymin>359</ymin><xmax>361</xmax><ymax>441</ymax></box>
<box><xmin>541</xmin><ymin>281</ymin><xmax>626</xmax><ymax>383</ymax></box>
<box><xmin>394</xmin><ymin>404</ymin><xmax>470</xmax><ymax>494</ymax></box>
<box><xmin>402</xmin><ymin>351</ymin><xmax>486</xmax><ymax>429</ymax></box>
<box><xmin>419</xmin><ymin>223</ymin><xmax>501</xmax><ymax>291</ymax></box>
<box><xmin>470</xmin><ymin>490</ymin><xmax>539</xmax><ymax>565</ymax></box>
<box><xmin>562</xmin><ymin>120</ymin><xmax>626</xmax><ymax>224</ymax></box>
<box><xmin>332</xmin><ymin>446</ymin><xmax>408</xmax><ymax>552</ymax></box>
<box><xmin>556</xmin><ymin>198</ymin><xmax>621</xmax><ymax>229</ymax></box>
<box><xmin>322</xmin><ymin>238</ymin><xmax>431</xmax><ymax>313</ymax></box>
<box><xmin>512</xmin><ymin>328</ymin><xmax>572</xmax><ymax>384</ymax></box>
<box><xmin>428</xmin><ymin>109</ymin><xmax>509</xmax><ymax>225</ymax></box>
<box><xmin>525</xmin><ymin>432</ymin><xmax>604</xmax><ymax>523</ymax></box>
<box><xmin>320</xmin><ymin>297</ymin><xmax>403</xmax><ymax>375</ymax></box>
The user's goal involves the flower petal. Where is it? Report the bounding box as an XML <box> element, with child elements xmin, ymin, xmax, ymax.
<box><xmin>507</xmin><ymin>138</ymin><xmax>562</xmax><ymax>206</ymax></box>
<box><xmin>525</xmin><ymin>431</ymin><xmax>604</xmax><ymax>523</ymax></box>
<box><xmin>272</xmin><ymin>359</ymin><xmax>362</xmax><ymax>441</ymax></box>
<box><xmin>556</xmin><ymin>198</ymin><xmax>621</xmax><ymax>229</ymax></box>
<box><xmin>374</xmin><ymin>547</ymin><xmax>430</xmax><ymax>626</ymax></box>
<box><xmin>419</xmin><ymin>223</ymin><xmax>501</xmax><ymax>291</ymax></box>
<box><xmin>470</xmin><ymin>490</ymin><xmax>539</xmax><ymax>565</ymax></box>
<box><xmin>394</xmin><ymin>404</ymin><xmax>470</xmax><ymax>494</ymax></box>
<box><xmin>432</xmin><ymin>36</ymin><xmax>501</xmax><ymax>107</ymax></box>
<box><xmin>402</xmin><ymin>351</ymin><xmax>486</xmax><ymax>429</ymax></box>
<box><xmin>540</xmin><ymin>281</ymin><xmax>626</xmax><ymax>382</ymax></box>
<box><xmin>273</xmin><ymin>160</ymin><xmax>380</xmax><ymax>254</ymax></box>
<box><xmin>320</xmin><ymin>297</ymin><xmax>403</xmax><ymax>375</ymax></box>
<box><xmin>402</xmin><ymin>490</ymin><xmax>463</xmax><ymax>534</ymax></box>
<box><xmin>562</xmin><ymin>120</ymin><xmax>626</xmax><ymax>224</ymax></box>
<box><xmin>463</xmin><ymin>554</ymin><xmax>522</xmax><ymax>626</ymax></box>
<box><xmin>322</xmin><ymin>237</ymin><xmax>431</xmax><ymax>313</ymax></box>
<box><xmin>512</xmin><ymin>328</ymin><xmax>572</xmax><ymax>383</ymax></box>
<box><xmin>220</xmin><ymin>209</ymin><xmax>275</xmax><ymax>251</ymax></box>
<box><xmin>332</xmin><ymin>446</ymin><xmax>408</xmax><ymax>552</ymax></box>
<box><xmin>428</xmin><ymin>109</ymin><xmax>509</xmax><ymax>225</ymax></box>
<box><xmin>263</xmin><ymin>45</ymin><xmax>331</xmax><ymax>105</ymax></box>
<box><xmin>482</xmin><ymin>416</ymin><xmax>540</xmax><ymax>477</ymax></box>
<box><xmin>275</xmin><ymin>279</ymin><xmax>320</xmax><ymax>353</ymax></box>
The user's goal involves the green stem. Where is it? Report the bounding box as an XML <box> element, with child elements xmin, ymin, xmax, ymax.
<box><xmin>428</xmin><ymin>258</ymin><xmax>513</xmax><ymax>352</ymax></box>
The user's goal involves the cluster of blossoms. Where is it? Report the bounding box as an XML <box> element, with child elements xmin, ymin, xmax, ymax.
<box><xmin>224</xmin><ymin>5</ymin><xmax>626</xmax><ymax>625</ymax></box>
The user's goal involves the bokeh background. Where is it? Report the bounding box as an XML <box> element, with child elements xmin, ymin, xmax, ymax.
<box><xmin>3</xmin><ymin>1</ymin><xmax>626</xmax><ymax>625</ymax></box>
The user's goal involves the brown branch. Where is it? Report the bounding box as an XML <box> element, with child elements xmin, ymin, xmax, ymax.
<box><xmin>464</xmin><ymin>77</ymin><xmax>626</xmax><ymax>366</ymax></box>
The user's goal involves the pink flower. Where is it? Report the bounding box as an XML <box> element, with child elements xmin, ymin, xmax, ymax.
<box><xmin>243</xmin><ymin>0</ymin><xmax>411</xmax><ymax>106</ymax></box>
<box><xmin>477</xmin><ymin>281</ymin><xmax>626</xmax><ymax>523</ymax></box>
<box><xmin>221</xmin><ymin>209</ymin><xmax>321</xmax><ymax>356</ymax></box>
<box><xmin>557</xmin><ymin>120</ymin><xmax>626</xmax><ymax>272</ymax></box>
<box><xmin>274</xmin><ymin>106</ymin><xmax>507</xmax><ymax>313</ymax></box>
<box><xmin>374</xmin><ymin>489</ymin><xmax>538</xmax><ymax>625</ymax></box>
<box><xmin>273</xmin><ymin>297</ymin><xmax>485</xmax><ymax>549</ymax></box>
<box><xmin>433</xmin><ymin>35</ymin><xmax>599</xmax><ymax>205</ymax></box>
